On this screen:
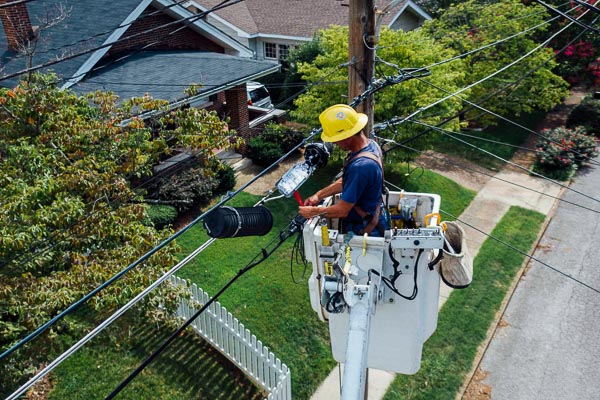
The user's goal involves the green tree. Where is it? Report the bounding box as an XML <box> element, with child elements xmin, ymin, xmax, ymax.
<box><xmin>426</xmin><ymin>0</ymin><xmax>569</xmax><ymax>127</ymax></box>
<box><xmin>290</xmin><ymin>25</ymin><xmax>466</xmax><ymax>160</ymax></box>
<box><xmin>0</xmin><ymin>73</ymin><xmax>234</xmax><ymax>390</ymax></box>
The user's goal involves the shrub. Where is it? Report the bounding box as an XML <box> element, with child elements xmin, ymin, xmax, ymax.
<box><xmin>566</xmin><ymin>96</ymin><xmax>600</xmax><ymax>136</ymax></box>
<box><xmin>144</xmin><ymin>204</ymin><xmax>178</xmax><ymax>229</ymax></box>
<box><xmin>214</xmin><ymin>162</ymin><xmax>236</xmax><ymax>194</ymax></box>
<box><xmin>533</xmin><ymin>126</ymin><xmax>598</xmax><ymax>180</ymax></box>
<box><xmin>157</xmin><ymin>167</ymin><xmax>218</xmax><ymax>212</ymax></box>
<box><xmin>247</xmin><ymin>122</ymin><xmax>306</xmax><ymax>167</ymax></box>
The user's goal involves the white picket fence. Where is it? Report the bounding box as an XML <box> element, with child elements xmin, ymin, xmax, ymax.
<box><xmin>170</xmin><ymin>276</ymin><xmax>292</xmax><ymax>400</ymax></box>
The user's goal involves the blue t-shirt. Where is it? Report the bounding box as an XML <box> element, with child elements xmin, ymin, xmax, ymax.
<box><xmin>341</xmin><ymin>140</ymin><xmax>383</xmax><ymax>223</ymax></box>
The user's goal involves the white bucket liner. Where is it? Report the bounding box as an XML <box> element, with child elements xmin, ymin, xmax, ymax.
<box><xmin>440</xmin><ymin>221</ymin><xmax>473</xmax><ymax>289</ymax></box>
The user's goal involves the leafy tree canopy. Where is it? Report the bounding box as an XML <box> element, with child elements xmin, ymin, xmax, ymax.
<box><xmin>426</xmin><ymin>0</ymin><xmax>569</xmax><ymax>126</ymax></box>
<box><xmin>0</xmin><ymin>73</ymin><xmax>234</xmax><ymax>388</ymax></box>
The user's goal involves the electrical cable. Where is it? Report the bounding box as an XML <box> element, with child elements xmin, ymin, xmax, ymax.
<box><xmin>401</xmin><ymin>65</ymin><xmax>600</xmax><ymax>168</ymax></box>
<box><xmin>290</xmin><ymin>231</ymin><xmax>308</xmax><ymax>284</ymax></box>
<box><xmin>0</xmin><ymin>0</ymin><xmax>245</xmax><ymax>83</ymax></box>
<box><xmin>4</xmin><ymin>237</ymin><xmax>217</xmax><ymax>400</ymax></box>
<box><xmin>381</xmin><ymin>10</ymin><xmax>596</xmax><ymax>158</ymax></box>
<box><xmin>383</xmin><ymin>181</ymin><xmax>600</xmax><ymax>295</ymax></box>
<box><xmin>376</xmin><ymin>137</ymin><xmax>600</xmax><ymax>215</ymax></box>
<box><xmin>387</xmin><ymin>12</ymin><xmax>590</xmax><ymax>144</ymax></box>
<box><xmin>573</xmin><ymin>0</ymin><xmax>600</xmax><ymax>14</ymax></box>
<box><xmin>407</xmin><ymin>118</ymin><xmax>600</xmax><ymax>206</ymax></box>
<box><xmin>534</xmin><ymin>0</ymin><xmax>600</xmax><ymax>33</ymax></box>
<box><xmin>104</xmin><ymin>216</ymin><xmax>304</xmax><ymax>400</ymax></box>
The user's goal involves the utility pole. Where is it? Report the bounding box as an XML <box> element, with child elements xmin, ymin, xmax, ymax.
<box><xmin>348</xmin><ymin>0</ymin><xmax>376</xmax><ymax>134</ymax></box>
<box><xmin>347</xmin><ymin>3</ymin><xmax>376</xmax><ymax>398</ymax></box>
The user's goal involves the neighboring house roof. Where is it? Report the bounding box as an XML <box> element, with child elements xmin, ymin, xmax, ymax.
<box><xmin>192</xmin><ymin>0</ymin><xmax>431</xmax><ymax>39</ymax></box>
<box><xmin>1</xmin><ymin>0</ymin><xmax>143</xmax><ymax>88</ymax></box>
<box><xmin>72</xmin><ymin>51</ymin><xmax>279</xmax><ymax>104</ymax></box>
<box><xmin>0</xmin><ymin>0</ymin><xmax>270</xmax><ymax>99</ymax></box>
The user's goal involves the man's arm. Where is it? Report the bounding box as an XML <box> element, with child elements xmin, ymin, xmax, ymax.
<box><xmin>299</xmin><ymin>198</ymin><xmax>354</xmax><ymax>219</ymax></box>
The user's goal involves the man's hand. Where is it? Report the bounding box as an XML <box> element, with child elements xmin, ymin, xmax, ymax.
<box><xmin>299</xmin><ymin>206</ymin><xmax>319</xmax><ymax>219</ymax></box>
<box><xmin>303</xmin><ymin>194</ymin><xmax>320</xmax><ymax>206</ymax></box>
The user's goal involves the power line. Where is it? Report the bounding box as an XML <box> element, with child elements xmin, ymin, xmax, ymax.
<box><xmin>0</xmin><ymin>0</ymin><xmax>245</xmax><ymax>83</ymax></box>
<box><xmin>573</xmin><ymin>0</ymin><xmax>600</xmax><ymax>14</ymax></box>
<box><xmin>535</xmin><ymin>0</ymin><xmax>600</xmax><ymax>33</ymax></box>
<box><xmin>382</xmin><ymin>9</ymin><xmax>595</xmax><ymax>156</ymax></box>
<box><xmin>4</xmin><ymin>237</ymin><xmax>217</xmax><ymax>400</ymax></box>
<box><xmin>407</xmin><ymin>118</ymin><xmax>600</xmax><ymax>205</ymax></box>
<box><xmin>376</xmin><ymin>136</ymin><xmax>600</xmax><ymax>215</ymax></box>
<box><xmin>403</xmin><ymin>67</ymin><xmax>600</xmax><ymax>168</ymax></box>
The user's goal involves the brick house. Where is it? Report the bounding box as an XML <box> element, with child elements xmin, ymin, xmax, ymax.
<box><xmin>182</xmin><ymin>0</ymin><xmax>431</xmax><ymax>62</ymax></box>
<box><xmin>0</xmin><ymin>0</ymin><xmax>280</xmax><ymax>149</ymax></box>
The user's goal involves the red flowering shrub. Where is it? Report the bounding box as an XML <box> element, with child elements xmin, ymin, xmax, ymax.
<box><xmin>533</xmin><ymin>126</ymin><xmax>598</xmax><ymax>180</ymax></box>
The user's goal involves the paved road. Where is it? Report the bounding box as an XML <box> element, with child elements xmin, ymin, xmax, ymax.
<box><xmin>479</xmin><ymin>157</ymin><xmax>600</xmax><ymax>399</ymax></box>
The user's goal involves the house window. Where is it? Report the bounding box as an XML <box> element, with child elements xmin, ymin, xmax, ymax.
<box><xmin>264</xmin><ymin>42</ymin><xmax>293</xmax><ymax>60</ymax></box>
<box><xmin>278</xmin><ymin>44</ymin><xmax>290</xmax><ymax>60</ymax></box>
<box><xmin>265</xmin><ymin>42</ymin><xmax>277</xmax><ymax>59</ymax></box>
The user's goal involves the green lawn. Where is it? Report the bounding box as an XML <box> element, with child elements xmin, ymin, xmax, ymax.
<box><xmin>383</xmin><ymin>206</ymin><xmax>545</xmax><ymax>400</ymax></box>
<box><xmin>432</xmin><ymin>111</ymin><xmax>546</xmax><ymax>170</ymax></box>
<box><xmin>48</xmin><ymin>315</ymin><xmax>263</xmax><ymax>400</ymax></box>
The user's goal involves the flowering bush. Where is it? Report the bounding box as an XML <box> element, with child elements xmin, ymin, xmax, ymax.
<box><xmin>555</xmin><ymin>39</ymin><xmax>600</xmax><ymax>86</ymax></box>
<box><xmin>533</xmin><ymin>126</ymin><xmax>598</xmax><ymax>180</ymax></box>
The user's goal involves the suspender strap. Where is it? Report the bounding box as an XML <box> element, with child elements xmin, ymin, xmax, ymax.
<box><xmin>344</xmin><ymin>143</ymin><xmax>385</xmax><ymax>235</ymax></box>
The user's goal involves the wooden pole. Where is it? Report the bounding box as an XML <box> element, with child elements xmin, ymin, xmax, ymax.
<box><xmin>348</xmin><ymin>0</ymin><xmax>376</xmax><ymax>135</ymax></box>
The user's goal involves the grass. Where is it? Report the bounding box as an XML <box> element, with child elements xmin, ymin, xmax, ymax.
<box><xmin>433</xmin><ymin>111</ymin><xmax>546</xmax><ymax>170</ymax></box>
<box><xmin>48</xmin><ymin>316</ymin><xmax>263</xmax><ymax>400</ymax></box>
<box><xmin>383</xmin><ymin>206</ymin><xmax>545</xmax><ymax>400</ymax></box>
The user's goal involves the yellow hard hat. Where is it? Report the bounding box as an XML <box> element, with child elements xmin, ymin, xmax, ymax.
<box><xmin>319</xmin><ymin>104</ymin><xmax>368</xmax><ymax>143</ymax></box>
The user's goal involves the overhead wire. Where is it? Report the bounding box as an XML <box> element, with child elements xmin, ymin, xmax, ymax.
<box><xmin>534</xmin><ymin>0</ymin><xmax>600</xmax><ymax>33</ymax></box>
<box><xmin>0</xmin><ymin>0</ymin><xmax>245</xmax><ymax>83</ymax></box>
<box><xmin>383</xmin><ymin>6</ymin><xmax>596</xmax><ymax>157</ymax></box>
<box><xmin>388</xmin><ymin>7</ymin><xmax>591</xmax><ymax>144</ymax></box>
<box><xmin>407</xmin><ymin>118</ymin><xmax>600</xmax><ymax>205</ymax></box>
<box><xmin>384</xmin><ymin>180</ymin><xmax>600</xmax><ymax>294</ymax></box>
<box><xmin>376</xmin><ymin>136</ymin><xmax>600</xmax><ymax>215</ymax></box>
<box><xmin>4</xmin><ymin>237</ymin><xmax>217</xmax><ymax>400</ymax></box>
<box><xmin>402</xmin><ymin>65</ymin><xmax>600</xmax><ymax>168</ymax></box>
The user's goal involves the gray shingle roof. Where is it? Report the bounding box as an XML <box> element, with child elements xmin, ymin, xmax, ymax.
<box><xmin>72</xmin><ymin>51</ymin><xmax>278</xmax><ymax>102</ymax></box>
<box><xmin>1</xmin><ymin>0</ymin><xmax>142</xmax><ymax>88</ymax></box>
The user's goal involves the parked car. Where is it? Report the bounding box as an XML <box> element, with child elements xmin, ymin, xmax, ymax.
<box><xmin>247</xmin><ymin>81</ymin><xmax>273</xmax><ymax>108</ymax></box>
